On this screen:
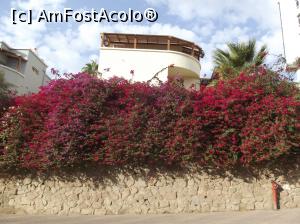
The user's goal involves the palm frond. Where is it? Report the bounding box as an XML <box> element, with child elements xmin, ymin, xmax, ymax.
<box><xmin>212</xmin><ymin>39</ymin><xmax>268</xmax><ymax>79</ymax></box>
<box><xmin>82</xmin><ymin>60</ymin><xmax>100</xmax><ymax>77</ymax></box>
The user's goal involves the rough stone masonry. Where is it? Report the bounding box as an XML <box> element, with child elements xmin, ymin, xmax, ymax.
<box><xmin>0</xmin><ymin>170</ymin><xmax>300</xmax><ymax>215</ymax></box>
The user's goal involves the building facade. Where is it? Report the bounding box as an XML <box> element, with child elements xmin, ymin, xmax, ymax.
<box><xmin>0</xmin><ymin>42</ymin><xmax>51</xmax><ymax>95</ymax></box>
<box><xmin>99</xmin><ymin>33</ymin><xmax>204</xmax><ymax>89</ymax></box>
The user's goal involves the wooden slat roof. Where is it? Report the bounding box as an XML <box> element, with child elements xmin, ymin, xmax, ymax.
<box><xmin>101</xmin><ymin>32</ymin><xmax>204</xmax><ymax>59</ymax></box>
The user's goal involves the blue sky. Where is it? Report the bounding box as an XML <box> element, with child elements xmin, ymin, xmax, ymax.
<box><xmin>0</xmin><ymin>0</ymin><xmax>299</xmax><ymax>80</ymax></box>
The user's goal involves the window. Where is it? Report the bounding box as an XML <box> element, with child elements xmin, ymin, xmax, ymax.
<box><xmin>32</xmin><ymin>66</ymin><xmax>39</xmax><ymax>75</ymax></box>
<box><xmin>7</xmin><ymin>56</ymin><xmax>18</xmax><ymax>70</ymax></box>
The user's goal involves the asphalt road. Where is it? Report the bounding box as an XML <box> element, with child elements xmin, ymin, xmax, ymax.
<box><xmin>1</xmin><ymin>209</ymin><xmax>300</xmax><ymax>224</ymax></box>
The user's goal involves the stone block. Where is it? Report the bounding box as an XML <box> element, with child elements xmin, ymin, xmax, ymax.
<box><xmin>81</xmin><ymin>208</ymin><xmax>94</xmax><ymax>215</ymax></box>
<box><xmin>293</xmin><ymin>196</ymin><xmax>300</xmax><ymax>206</ymax></box>
<box><xmin>169</xmin><ymin>200</ymin><xmax>178</xmax><ymax>210</ymax></box>
<box><xmin>255</xmin><ymin>202</ymin><xmax>264</xmax><ymax>210</ymax></box>
<box><xmin>159</xmin><ymin>200</ymin><xmax>169</xmax><ymax>208</ymax></box>
<box><xmin>226</xmin><ymin>203</ymin><xmax>240</xmax><ymax>211</ymax></box>
<box><xmin>212</xmin><ymin>201</ymin><xmax>226</xmax><ymax>211</ymax></box>
<box><xmin>23</xmin><ymin>178</ymin><xmax>32</xmax><ymax>185</ymax></box>
<box><xmin>20</xmin><ymin>197</ymin><xmax>31</xmax><ymax>205</ymax></box>
<box><xmin>8</xmin><ymin>199</ymin><xmax>15</xmax><ymax>206</ymax></box>
<box><xmin>69</xmin><ymin>207</ymin><xmax>81</xmax><ymax>214</ymax></box>
<box><xmin>159</xmin><ymin>187</ymin><xmax>176</xmax><ymax>200</ymax></box>
<box><xmin>174</xmin><ymin>178</ymin><xmax>187</xmax><ymax>188</ymax></box>
<box><xmin>201</xmin><ymin>203</ymin><xmax>211</xmax><ymax>212</ymax></box>
<box><xmin>188</xmin><ymin>186</ymin><xmax>199</xmax><ymax>196</ymax></box>
<box><xmin>121</xmin><ymin>188</ymin><xmax>131</xmax><ymax>199</ymax></box>
<box><xmin>254</xmin><ymin>196</ymin><xmax>264</xmax><ymax>202</ymax></box>
<box><xmin>231</xmin><ymin>192</ymin><xmax>242</xmax><ymax>201</ymax></box>
<box><xmin>240</xmin><ymin>202</ymin><xmax>254</xmax><ymax>210</ymax></box>
<box><xmin>191</xmin><ymin>196</ymin><xmax>201</xmax><ymax>207</ymax></box>
<box><xmin>134</xmin><ymin>178</ymin><xmax>147</xmax><ymax>188</ymax></box>
<box><xmin>94</xmin><ymin>208</ymin><xmax>107</xmax><ymax>215</ymax></box>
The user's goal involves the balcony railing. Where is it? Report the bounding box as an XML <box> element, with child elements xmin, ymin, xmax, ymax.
<box><xmin>101</xmin><ymin>33</ymin><xmax>204</xmax><ymax>61</ymax></box>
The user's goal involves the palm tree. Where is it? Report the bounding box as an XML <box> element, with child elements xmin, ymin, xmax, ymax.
<box><xmin>81</xmin><ymin>60</ymin><xmax>101</xmax><ymax>77</ymax></box>
<box><xmin>213</xmin><ymin>39</ymin><xmax>267</xmax><ymax>80</ymax></box>
<box><xmin>0</xmin><ymin>71</ymin><xmax>12</xmax><ymax>114</ymax></box>
<box><xmin>287</xmin><ymin>57</ymin><xmax>300</xmax><ymax>72</ymax></box>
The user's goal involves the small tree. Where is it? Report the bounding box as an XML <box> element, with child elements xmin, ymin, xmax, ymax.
<box><xmin>81</xmin><ymin>60</ymin><xmax>101</xmax><ymax>77</ymax></box>
<box><xmin>0</xmin><ymin>71</ymin><xmax>12</xmax><ymax>116</ymax></box>
<box><xmin>287</xmin><ymin>57</ymin><xmax>300</xmax><ymax>72</ymax></box>
<box><xmin>213</xmin><ymin>39</ymin><xmax>267</xmax><ymax>80</ymax></box>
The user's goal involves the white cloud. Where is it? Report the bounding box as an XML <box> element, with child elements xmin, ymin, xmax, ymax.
<box><xmin>193</xmin><ymin>21</ymin><xmax>215</xmax><ymax>38</ymax></box>
<box><xmin>211</xmin><ymin>26</ymin><xmax>250</xmax><ymax>44</ymax></box>
<box><xmin>88</xmin><ymin>54</ymin><xmax>99</xmax><ymax>62</ymax></box>
<box><xmin>99</xmin><ymin>23</ymin><xmax>198</xmax><ymax>41</ymax></box>
<box><xmin>146</xmin><ymin>0</ymin><xmax>280</xmax><ymax>29</ymax></box>
<box><xmin>0</xmin><ymin>16</ymin><xmax>46</xmax><ymax>48</ymax></box>
<box><xmin>11</xmin><ymin>0</ymin><xmax>66</xmax><ymax>11</ymax></box>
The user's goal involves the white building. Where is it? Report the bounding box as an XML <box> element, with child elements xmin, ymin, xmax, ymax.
<box><xmin>99</xmin><ymin>33</ymin><xmax>204</xmax><ymax>89</ymax></box>
<box><xmin>0</xmin><ymin>41</ymin><xmax>51</xmax><ymax>95</ymax></box>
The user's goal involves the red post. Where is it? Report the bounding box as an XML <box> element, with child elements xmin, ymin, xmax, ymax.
<box><xmin>271</xmin><ymin>180</ymin><xmax>279</xmax><ymax>210</ymax></box>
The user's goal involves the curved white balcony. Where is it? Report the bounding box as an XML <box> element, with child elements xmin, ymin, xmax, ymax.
<box><xmin>0</xmin><ymin>64</ymin><xmax>26</xmax><ymax>94</ymax></box>
<box><xmin>99</xmin><ymin>47</ymin><xmax>201</xmax><ymax>87</ymax></box>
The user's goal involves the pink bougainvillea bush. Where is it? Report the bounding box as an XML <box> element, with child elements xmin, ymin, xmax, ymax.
<box><xmin>0</xmin><ymin>68</ymin><xmax>299</xmax><ymax>171</ymax></box>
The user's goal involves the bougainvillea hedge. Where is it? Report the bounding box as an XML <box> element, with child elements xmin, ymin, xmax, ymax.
<box><xmin>0</xmin><ymin>67</ymin><xmax>299</xmax><ymax>171</ymax></box>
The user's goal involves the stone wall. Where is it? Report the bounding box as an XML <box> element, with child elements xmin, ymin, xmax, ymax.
<box><xmin>0</xmin><ymin>170</ymin><xmax>300</xmax><ymax>215</ymax></box>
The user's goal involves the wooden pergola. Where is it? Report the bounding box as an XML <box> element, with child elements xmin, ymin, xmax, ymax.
<box><xmin>101</xmin><ymin>33</ymin><xmax>204</xmax><ymax>60</ymax></box>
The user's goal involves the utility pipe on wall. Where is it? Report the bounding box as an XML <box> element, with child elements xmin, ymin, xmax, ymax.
<box><xmin>271</xmin><ymin>180</ymin><xmax>280</xmax><ymax>210</ymax></box>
